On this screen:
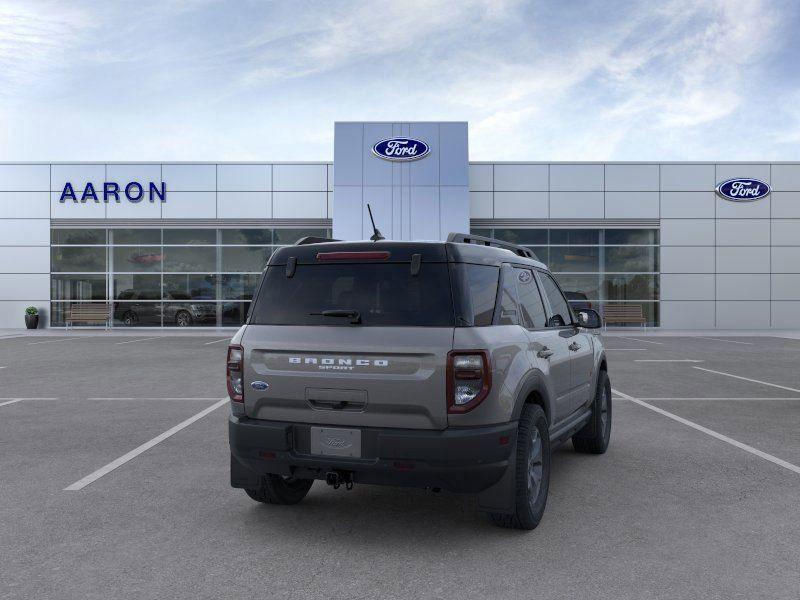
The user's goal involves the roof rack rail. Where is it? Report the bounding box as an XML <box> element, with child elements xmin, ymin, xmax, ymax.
<box><xmin>295</xmin><ymin>236</ymin><xmax>341</xmax><ymax>245</ymax></box>
<box><xmin>447</xmin><ymin>233</ymin><xmax>539</xmax><ymax>260</ymax></box>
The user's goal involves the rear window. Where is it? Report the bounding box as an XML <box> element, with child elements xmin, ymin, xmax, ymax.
<box><xmin>250</xmin><ymin>263</ymin><xmax>454</xmax><ymax>326</ymax></box>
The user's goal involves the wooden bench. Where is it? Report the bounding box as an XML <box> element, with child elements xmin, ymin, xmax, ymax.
<box><xmin>65</xmin><ymin>303</ymin><xmax>111</xmax><ymax>329</ymax></box>
<box><xmin>603</xmin><ymin>303</ymin><xmax>647</xmax><ymax>328</ymax></box>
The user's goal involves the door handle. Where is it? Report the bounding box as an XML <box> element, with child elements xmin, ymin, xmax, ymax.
<box><xmin>537</xmin><ymin>347</ymin><xmax>554</xmax><ymax>359</ymax></box>
<box><xmin>569</xmin><ymin>342</ymin><xmax>581</xmax><ymax>351</ymax></box>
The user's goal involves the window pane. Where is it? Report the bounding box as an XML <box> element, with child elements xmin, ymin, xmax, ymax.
<box><xmin>550</xmin><ymin>229</ymin><xmax>599</xmax><ymax>245</ymax></box>
<box><xmin>464</xmin><ymin>265</ymin><xmax>499</xmax><ymax>326</ymax></box>
<box><xmin>221</xmin><ymin>247</ymin><xmax>271</xmax><ymax>272</ymax></box>
<box><xmin>515</xmin><ymin>269</ymin><xmax>547</xmax><ymax>329</ymax></box>
<box><xmin>51</xmin><ymin>275</ymin><xmax>106</xmax><ymax>300</ymax></box>
<box><xmin>163</xmin><ymin>247</ymin><xmax>216</xmax><ymax>272</ymax></box>
<box><xmin>51</xmin><ymin>229</ymin><xmax>105</xmax><ymax>245</ymax></box>
<box><xmin>548</xmin><ymin>246</ymin><xmax>599</xmax><ymax>272</ymax></box>
<box><xmin>603</xmin><ymin>274</ymin><xmax>659</xmax><ymax>301</ymax></box>
<box><xmin>220</xmin><ymin>274</ymin><xmax>261</xmax><ymax>300</ymax></box>
<box><xmin>112</xmin><ymin>229</ymin><xmax>160</xmax><ymax>245</ymax></box>
<box><xmin>529</xmin><ymin>246</ymin><xmax>548</xmax><ymax>264</ymax></box>
<box><xmin>113</xmin><ymin>246</ymin><xmax>163</xmax><ymax>272</ymax></box>
<box><xmin>604</xmin><ymin>246</ymin><xmax>658</xmax><ymax>272</ymax></box>
<box><xmin>273</xmin><ymin>228</ymin><xmax>328</xmax><ymax>245</ymax></box>
<box><xmin>493</xmin><ymin>228</ymin><xmax>548</xmax><ymax>245</ymax></box>
<box><xmin>51</xmin><ymin>247</ymin><xmax>107</xmax><ymax>272</ymax></box>
<box><xmin>221</xmin><ymin>229</ymin><xmax>272</xmax><ymax>245</ymax></box>
<box><xmin>113</xmin><ymin>275</ymin><xmax>161</xmax><ymax>300</ymax></box>
<box><xmin>163</xmin><ymin>274</ymin><xmax>217</xmax><ymax>300</ymax></box>
<box><xmin>497</xmin><ymin>267</ymin><xmax>520</xmax><ymax>326</ymax></box>
<box><xmin>604</xmin><ymin>229</ymin><xmax>659</xmax><ymax>245</ymax></box>
<box><xmin>112</xmin><ymin>302</ymin><xmax>163</xmax><ymax>327</ymax></box>
<box><xmin>539</xmin><ymin>272</ymin><xmax>572</xmax><ymax>327</ymax></box>
<box><xmin>163</xmin><ymin>229</ymin><xmax>216</xmax><ymax>245</ymax></box>
<box><xmin>163</xmin><ymin>302</ymin><xmax>218</xmax><ymax>327</ymax></box>
<box><xmin>601</xmin><ymin>301</ymin><xmax>659</xmax><ymax>327</ymax></box>
<box><xmin>553</xmin><ymin>274</ymin><xmax>601</xmax><ymax>301</ymax></box>
<box><xmin>222</xmin><ymin>301</ymin><xmax>251</xmax><ymax>326</ymax></box>
<box><xmin>469</xmin><ymin>228</ymin><xmax>492</xmax><ymax>238</ymax></box>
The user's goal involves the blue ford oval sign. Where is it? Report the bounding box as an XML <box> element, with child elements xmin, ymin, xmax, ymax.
<box><xmin>372</xmin><ymin>137</ymin><xmax>430</xmax><ymax>162</ymax></box>
<box><xmin>716</xmin><ymin>178</ymin><xmax>771</xmax><ymax>202</ymax></box>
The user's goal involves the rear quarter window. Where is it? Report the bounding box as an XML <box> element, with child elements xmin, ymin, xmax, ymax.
<box><xmin>451</xmin><ymin>264</ymin><xmax>500</xmax><ymax>326</ymax></box>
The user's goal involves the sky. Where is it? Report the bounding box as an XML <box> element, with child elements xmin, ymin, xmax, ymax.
<box><xmin>0</xmin><ymin>0</ymin><xmax>798</xmax><ymax>161</ymax></box>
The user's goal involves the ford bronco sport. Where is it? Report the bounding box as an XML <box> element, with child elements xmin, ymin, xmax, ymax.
<box><xmin>228</xmin><ymin>232</ymin><xmax>610</xmax><ymax>530</ymax></box>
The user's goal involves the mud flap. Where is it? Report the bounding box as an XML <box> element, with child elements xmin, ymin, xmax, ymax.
<box><xmin>230</xmin><ymin>453</ymin><xmax>261</xmax><ymax>489</ymax></box>
<box><xmin>476</xmin><ymin>447</ymin><xmax>517</xmax><ymax>515</ymax></box>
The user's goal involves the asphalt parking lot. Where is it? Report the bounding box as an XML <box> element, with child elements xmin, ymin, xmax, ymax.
<box><xmin>1</xmin><ymin>332</ymin><xmax>799</xmax><ymax>599</ymax></box>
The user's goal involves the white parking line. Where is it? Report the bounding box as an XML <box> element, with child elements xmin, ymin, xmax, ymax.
<box><xmin>635</xmin><ymin>359</ymin><xmax>704</xmax><ymax>363</ymax></box>
<box><xmin>115</xmin><ymin>337</ymin><xmax>161</xmax><ymax>345</ymax></box>
<box><xmin>0</xmin><ymin>366</ymin><xmax>7</xmax><ymax>369</ymax></box>
<box><xmin>628</xmin><ymin>397</ymin><xmax>800</xmax><ymax>401</ymax></box>
<box><xmin>606</xmin><ymin>348</ymin><xmax>648</xmax><ymax>351</ymax></box>
<box><xmin>693</xmin><ymin>367</ymin><xmax>800</xmax><ymax>394</ymax></box>
<box><xmin>695</xmin><ymin>337</ymin><xmax>753</xmax><ymax>345</ymax></box>
<box><xmin>612</xmin><ymin>387</ymin><xmax>800</xmax><ymax>475</ymax></box>
<box><xmin>0</xmin><ymin>399</ymin><xmax>23</xmax><ymax>408</ymax></box>
<box><xmin>618</xmin><ymin>336</ymin><xmax>663</xmax><ymax>345</ymax></box>
<box><xmin>64</xmin><ymin>397</ymin><xmax>228</xmax><ymax>491</ymax></box>
<box><xmin>28</xmin><ymin>337</ymin><xmax>91</xmax><ymax>345</ymax></box>
<box><xmin>86</xmin><ymin>397</ymin><xmax>222</xmax><ymax>401</ymax></box>
<box><xmin>203</xmin><ymin>338</ymin><xmax>231</xmax><ymax>345</ymax></box>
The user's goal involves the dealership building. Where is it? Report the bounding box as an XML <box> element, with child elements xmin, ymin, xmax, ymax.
<box><xmin>1</xmin><ymin>121</ymin><xmax>799</xmax><ymax>330</ymax></box>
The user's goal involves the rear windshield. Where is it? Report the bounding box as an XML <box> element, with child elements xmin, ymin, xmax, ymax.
<box><xmin>250</xmin><ymin>263</ymin><xmax>454</xmax><ymax>326</ymax></box>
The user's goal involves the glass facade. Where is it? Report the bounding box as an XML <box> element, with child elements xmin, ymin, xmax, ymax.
<box><xmin>50</xmin><ymin>227</ymin><xmax>329</xmax><ymax>327</ymax></box>
<box><xmin>472</xmin><ymin>228</ymin><xmax>660</xmax><ymax>326</ymax></box>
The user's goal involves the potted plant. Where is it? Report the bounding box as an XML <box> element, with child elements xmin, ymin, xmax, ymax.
<box><xmin>24</xmin><ymin>306</ymin><xmax>39</xmax><ymax>330</ymax></box>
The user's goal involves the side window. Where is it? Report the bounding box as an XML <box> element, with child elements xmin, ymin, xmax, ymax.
<box><xmin>539</xmin><ymin>272</ymin><xmax>572</xmax><ymax>327</ymax></box>
<box><xmin>464</xmin><ymin>264</ymin><xmax>499</xmax><ymax>326</ymax></box>
<box><xmin>514</xmin><ymin>268</ymin><xmax>547</xmax><ymax>329</ymax></box>
<box><xmin>497</xmin><ymin>266</ymin><xmax>520</xmax><ymax>325</ymax></box>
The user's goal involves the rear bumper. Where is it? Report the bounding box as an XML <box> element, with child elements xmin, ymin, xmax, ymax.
<box><xmin>229</xmin><ymin>415</ymin><xmax>517</xmax><ymax>493</ymax></box>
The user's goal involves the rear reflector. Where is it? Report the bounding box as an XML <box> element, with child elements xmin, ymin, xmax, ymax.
<box><xmin>316</xmin><ymin>251</ymin><xmax>390</xmax><ymax>261</ymax></box>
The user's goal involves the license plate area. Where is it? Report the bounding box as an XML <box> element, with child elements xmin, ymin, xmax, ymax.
<box><xmin>310</xmin><ymin>427</ymin><xmax>362</xmax><ymax>458</ymax></box>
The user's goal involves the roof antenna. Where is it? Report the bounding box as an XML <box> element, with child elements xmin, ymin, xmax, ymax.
<box><xmin>367</xmin><ymin>203</ymin><xmax>385</xmax><ymax>242</ymax></box>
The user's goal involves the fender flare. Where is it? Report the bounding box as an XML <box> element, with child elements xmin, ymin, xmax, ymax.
<box><xmin>511</xmin><ymin>369</ymin><xmax>555</xmax><ymax>425</ymax></box>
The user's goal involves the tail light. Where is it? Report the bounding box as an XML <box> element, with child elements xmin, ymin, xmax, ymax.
<box><xmin>447</xmin><ymin>350</ymin><xmax>491</xmax><ymax>413</ymax></box>
<box><xmin>227</xmin><ymin>344</ymin><xmax>244</xmax><ymax>402</ymax></box>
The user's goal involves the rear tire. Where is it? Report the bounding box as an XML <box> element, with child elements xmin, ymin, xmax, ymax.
<box><xmin>572</xmin><ymin>370</ymin><xmax>612</xmax><ymax>454</ymax></box>
<box><xmin>244</xmin><ymin>475</ymin><xmax>314</xmax><ymax>505</ymax></box>
<box><xmin>489</xmin><ymin>404</ymin><xmax>551</xmax><ymax>530</ymax></box>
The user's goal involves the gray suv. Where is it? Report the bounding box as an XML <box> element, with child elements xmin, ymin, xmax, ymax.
<box><xmin>228</xmin><ymin>233</ymin><xmax>611</xmax><ymax>529</ymax></box>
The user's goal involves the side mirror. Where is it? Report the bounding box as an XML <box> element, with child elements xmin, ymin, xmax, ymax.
<box><xmin>576</xmin><ymin>308</ymin><xmax>602</xmax><ymax>329</ymax></box>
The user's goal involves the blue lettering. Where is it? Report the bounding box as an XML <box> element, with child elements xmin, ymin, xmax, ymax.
<box><xmin>104</xmin><ymin>182</ymin><xmax>120</xmax><ymax>203</ymax></box>
<box><xmin>81</xmin><ymin>182</ymin><xmax>99</xmax><ymax>203</ymax></box>
<box><xmin>149</xmin><ymin>181</ymin><xmax>166</xmax><ymax>203</ymax></box>
<box><xmin>60</xmin><ymin>182</ymin><xmax>77</xmax><ymax>203</ymax></box>
<box><xmin>125</xmin><ymin>182</ymin><xmax>143</xmax><ymax>203</ymax></box>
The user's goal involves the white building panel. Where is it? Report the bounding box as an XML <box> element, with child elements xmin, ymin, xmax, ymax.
<box><xmin>106</xmin><ymin>197</ymin><xmax>162</xmax><ymax>219</ymax></box>
<box><xmin>0</xmin><ymin>192</ymin><xmax>50</xmax><ymax>218</ymax></box>
<box><xmin>604</xmin><ymin>191</ymin><xmax>659</xmax><ymax>218</ymax></box>
<box><xmin>771</xmin><ymin>165</ymin><xmax>800</xmax><ymax>191</ymax></box>
<box><xmin>408</xmin><ymin>123</ymin><xmax>440</xmax><ymax>186</ymax></box>
<box><xmin>660</xmin><ymin>219</ymin><xmax>714</xmax><ymax>246</ymax></box>
<box><xmin>469</xmin><ymin>192</ymin><xmax>493</xmax><ymax>218</ymax></box>
<box><xmin>715</xmin><ymin>164</ymin><xmax>770</xmax><ymax>185</ymax></box>
<box><xmin>51</xmin><ymin>164</ymin><xmax>105</xmax><ymax>193</ymax></box>
<box><xmin>273</xmin><ymin>191</ymin><xmax>327</xmax><ymax>218</ymax></box>
<box><xmin>363</xmin><ymin>124</ymin><xmax>394</xmax><ymax>187</ymax></box>
<box><xmin>771</xmin><ymin>220</ymin><xmax>800</xmax><ymax>245</ymax></box>
<box><xmin>772</xmin><ymin>247</ymin><xmax>800</xmax><ymax>273</ymax></box>
<box><xmin>660</xmin><ymin>192</ymin><xmax>715</xmax><ymax>218</ymax></box>
<box><xmin>217</xmin><ymin>164</ymin><xmax>271</xmax><ymax>191</ymax></box>
<box><xmin>333</xmin><ymin>123</ymin><xmax>363</xmax><ymax>186</ymax></box>
<box><xmin>549</xmin><ymin>191</ymin><xmax>603</xmax><ymax>218</ymax></box>
<box><xmin>494</xmin><ymin>192</ymin><xmax>548</xmax><ymax>218</ymax></box>
<box><xmin>771</xmin><ymin>192</ymin><xmax>800</xmax><ymax>218</ymax></box>
<box><xmin>408</xmin><ymin>187</ymin><xmax>439</xmax><ymax>241</ymax></box>
<box><xmin>772</xmin><ymin>301</ymin><xmax>800</xmax><ymax>327</ymax></box>
<box><xmin>660</xmin><ymin>301</ymin><xmax>715</xmax><ymax>329</ymax></box>
<box><xmin>161</xmin><ymin>164</ymin><xmax>216</xmax><ymax>191</ymax></box>
<box><xmin>716</xmin><ymin>301</ymin><xmax>770</xmax><ymax>329</ymax></box>
<box><xmin>660</xmin><ymin>164</ymin><xmax>714</xmax><ymax>191</ymax></box>
<box><xmin>716</xmin><ymin>247</ymin><xmax>770</xmax><ymax>273</ymax></box>
<box><xmin>0</xmin><ymin>165</ymin><xmax>50</xmax><ymax>191</ymax></box>
<box><xmin>660</xmin><ymin>247</ymin><xmax>715</xmax><ymax>273</ymax></box>
<box><xmin>493</xmin><ymin>164</ymin><xmax>547</xmax><ymax>191</ymax></box>
<box><xmin>771</xmin><ymin>274</ymin><xmax>800</xmax><ymax>300</ymax></box>
<box><xmin>716</xmin><ymin>219</ymin><xmax>770</xmax><ymax>246</ymax></box>
<box><xmin>160</xmin><ymin>191</ymin><xmax>217</xmax><ymax>219</ymax></box>
<box><xmin>273</xmin><ymin>164</ymin><xmax>327</xmax><ymax>191</ymax></box>
<box><xmin>106</xmin><ymin>164</ymin><xmax>162</xmax><ymax>184</ymax></box>
<box><xmin>327</xmin><ymin>165</ymin><xmax>333</xmax><ymax>191</ymax></box>
<box><xmin>359</xmin><ymin>188</ymin><xmax>393</xmax><ymax>239</ymax></box>
<box><xmin>0</xmin><ymin>219</ymin><xmax>50</xmax><ymax>245</ymax></box>
<box><xmin>331</xmin><ymin>186</ymin><xmax>362</xmax><ymax>240</ymax></box>
<box><xmin>468</xmin><ymin>165</ymin><xmax>493</xmax><ymax>191</ymax></box>
<box><xmin>0</xmin><ymin>246</ymin><xmax>49</xmax><ymax>273</ymax></box>
<box><xmin>604</xmin><ymin>164</ymin><xmax>659</xmax><ymax>191</ymax></box>
<box><xmin>549</xmin><ymin>164</ymin><xmax>603</xmax><ymax>191</ymax></box>
<box><xmin>716</xmin><ymin>274</ymin><xmax>770</xmax><ymax>300</ymax></box>
<box><xmin>716</xmin><ymin>195</ymin><xmax>770</xmax><ymax>219</ymax></box>
<box><xmin>217</xmin><ymin>192</ymin><xmax>271</xmax><ymax>219</ymax></box>
<box><xmin>439</xmin><ymin>123</ymin><xmax>469</xmax><ymax>186</ymax></box>
<box><xmin>51</xmin><ymin>191</ymin><xmax>105</xmax><ymax>219</ymax></box>
<box><xmin>0</xmin><ymin>273</ymin><xmax>49</xmax><ymax>300</ymax></box>
<box><xmin>0</xmin><ymin>301</ymin><xmax>50</xmax><ymax>328</ymax></box>
<box><xmin>660</xmin><ymin>274</ymin><xmax>715</xmax><ymax>300</ymax></box>
<box><xmin>440</xmin><ymin>186</ymin><xmax>470</xmax><ymax>238</ymax></box>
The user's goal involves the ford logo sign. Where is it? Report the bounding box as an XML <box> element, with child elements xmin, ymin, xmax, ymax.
<box><xmin>250</xmin><ymin>381</ymin><xmax>269</xmax><ymax>391</ymax></box>
<box><xmin>372</xmin><ymin>137</ymin><xmax>430</xmax><ymax>162</ymax></box>
<box><xmin>716</xmin><ymin>178</ymin><xmax>771</xmax><ymax>202</ymax></box>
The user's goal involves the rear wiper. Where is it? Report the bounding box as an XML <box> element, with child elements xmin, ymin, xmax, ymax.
<box><xmin>310</xmin><ymin>309</ymin><xmax>362</xmax><ymax>325</ymax></box>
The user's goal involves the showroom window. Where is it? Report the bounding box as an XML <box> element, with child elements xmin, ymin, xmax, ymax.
<box><xmin>50</xmin><ymin>227</ymin><xmax>329</xmax><ymax>327</ymax></box>
<box><xmin>472</xmin><ymin>228</ymin><xmax>660</xmax><ymax>326</ymax></box>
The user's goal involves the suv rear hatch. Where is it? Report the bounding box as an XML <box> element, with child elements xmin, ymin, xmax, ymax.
<box><xmin>241</xmin><ymin>243</ymin><xmax>454</xmax><ymax>430</ymax></box>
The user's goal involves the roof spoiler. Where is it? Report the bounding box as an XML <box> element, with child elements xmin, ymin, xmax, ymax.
<box><xmin>447</xmin><ymin>232</ymin><xmax>538</xmax><ymax>260</ymax></box>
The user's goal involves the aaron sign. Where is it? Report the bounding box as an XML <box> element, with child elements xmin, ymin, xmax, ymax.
<box><xmin>59</xmin><ymin>181</ymin><xmax>167</xmax><ymax>203</ymax></box>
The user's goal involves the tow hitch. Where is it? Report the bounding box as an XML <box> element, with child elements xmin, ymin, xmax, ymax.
<box><xmin>325</xmin><ymin>470</ymin><xmax>354</xmax><ymax>490</ymax></box>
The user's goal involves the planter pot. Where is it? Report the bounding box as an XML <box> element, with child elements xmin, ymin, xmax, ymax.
<box><xmin>25</xmin><ymin>314</ymin><xmax>39</xmax><ymax>330</ymax></box>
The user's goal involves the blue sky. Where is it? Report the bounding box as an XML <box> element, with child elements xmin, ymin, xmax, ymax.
<box><xmin>1</xmin><ymin>0</ymin><xmax>798</xmax><ymax>161</ymax></box>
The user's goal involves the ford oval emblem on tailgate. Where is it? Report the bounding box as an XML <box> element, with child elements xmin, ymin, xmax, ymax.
<box><xmin>250</xmin><ymin>381</ymin><xmax>269</xmax><ymax>390</ymax></box>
